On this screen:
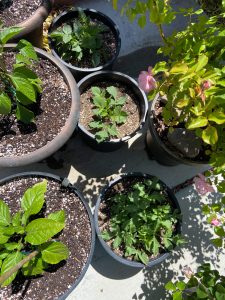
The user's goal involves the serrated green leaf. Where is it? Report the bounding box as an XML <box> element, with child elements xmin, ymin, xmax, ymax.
<box><xmin>101</xmin><ymin>231</ymin><xmax>113</xmax><ymax>241</ymax></box>
<box><xmin>25</xmin><ymin>219</ymin><xmax>65</xmax><ymax>245</ymax></box>
<box><xmin>4</xmin><ymin>243</ymin><xmax>21</xmax><ymax>251</ymax></box>
<box><xmin>113</xmin><ymin>236</ymin><xmax>122</xmax><ymax>249</ymax></box>
<box><xmin>137</xmin><ymin>251</ymin><xmax>149</xmax><ymax>265</ymax></box>
<box><xmin>18</xmin><ymin>44</ymin><xmax>38</xmax><ymax>61</ymax></box>
<box><xmin>0</xmin><ymin>251</ymin><xmax>23</xmax><ymax>286</ymax></box>
<box><xmin>21</xmin><ymin>180</ymin><xmax>47</xmax><ymax>223</ymax></box>
<box><xmin>91</xmin><ymin>86</ymin><xmax>101</xmax><ymax>96</ymax></box>
<box><xmin>15</xmin><ymin>103</ymin><xmax>34</xmax><ymax>124</ymax></box>
<box><xmin>48</xmin><ymin>210</ymin><xmax>65</xmax><ymax>224</ymax></box>
<box><xmin>41</xmin><ymin>241</ymin><xmax>69</xmax><ymax>264</ymax></box>
<box><xmin>106</xmin><ymin>86</ymin><xmax>117</xmax><ymax>99</ymax></box>
<box><xmin>89</xmin><ymin>121</ymin><xmax>103</xmax><ymax>129</ymax></box>
<box><xmin>0</xmin><ymin>93</ymin><xmax>11</xmax><ymax>115</ymax></box>
<box><xmin>0</xmin><ymin>200</ymin><xmax>11</xmax><ymax>226</ymax></box>
<box><xmin>95</xmin><ymin>130</ymin><xmax>109</xmax><ymax>143</ymax></box>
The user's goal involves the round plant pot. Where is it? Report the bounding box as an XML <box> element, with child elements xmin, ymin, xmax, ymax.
<box><xmin>94</xmin><ymin>172</ymin><xmax>181</xmax><ymax>268</ymax></box>
<box><xmin>0</xmin><ymin>44</ymin><xmax>80</xmax><ymax>168</ymax></box>
<box><xmin>77</xmin><ymin>71</ymin><xmax>148</xmax><ymax>152</ymax></box>
<box><xmin>146</xmin><ymin>96</ymin><xmax>209</xmax><ymax>166</ymax></box>
<box><xmin>50</xmin><ymin>0</ymin><xmax>76</xmax><ymax>8</ymax></box>
<box><xmin>1</xmin><ymin>0</ymin><xmax>52</xmax><ymax>47</ymax></box>
<box><xmin>48</xmin><ymin>9</ymin><xmax>121</xmax><ymax>81</ymax></box>
<box><xmin>0</xmin><ymin>171</ymin><xmax>95</xmax><ymax>300</ymax></box>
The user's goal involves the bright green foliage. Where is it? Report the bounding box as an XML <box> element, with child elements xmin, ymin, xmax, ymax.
<box><xmin>89</xmin><ymin>86</ymin><xmax>128</xmax><ymax>143</ymax></box>
<box><xmin>50</xmin><ymin>10</ymin><xmax>109</xmax><ymax>67</ymax></box>
<box><xmin>165</xmin><ymin>264</ymin><xmax>225</xmax><ymax>299</ymax></box>
<box><xmin>101</xmin><ymin>178</ymin><xmax>184</xmax><ymax>264</ymax></box>
<box><xmin>0</xmin><ymin>180</ymin><xmax>69</xmax><ymax>287</ymax></box>
<box><xmin>0</xmin><ymin>24</ymin><xmax>42</xmax><ymax>123</ymax></box>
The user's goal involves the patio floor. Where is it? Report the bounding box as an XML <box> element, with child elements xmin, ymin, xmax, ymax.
<box><xmin>0</xmin><ymin>0</ymin><xmax>224</xmax><ymax>299</ymax></box>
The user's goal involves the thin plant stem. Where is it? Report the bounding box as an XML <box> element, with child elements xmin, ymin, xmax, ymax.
<box><xmin>0</xmin><ymin>250</ymin><xmax>39</xmax><ymax>286</ymax></box>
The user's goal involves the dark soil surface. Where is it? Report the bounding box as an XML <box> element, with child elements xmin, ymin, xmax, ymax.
<box><xmin>98</xmin><ymin>176</ymin><xmax>178</xmax><ymax>262</ymax></box>
<box><xmin>0</xmin><ymin>175</ymin><xmax>92</xmax><ymax>300</ymax></box>
<box><xmin>0</xmin><ymin>52</ymin><xmax>71</xmax><ymax>157</ymax></box>
<box><xmin>51</xmin><ymin>18</ymin><xmax>117</xmax><ymax>69</ymax></box>
<box><xmin>80</xmin><ymin>81</ymin><xmax>140</xmax><ymax>139</ymax></box>
<box><xmin>152</xmin><ymin>97</ymin><xmax>209</xmax><ymax>162</ymax></box>
<box><xmin>0</xmin><ymin>0</ymin><xmax>42</xmax><ymax>27</ymax></box>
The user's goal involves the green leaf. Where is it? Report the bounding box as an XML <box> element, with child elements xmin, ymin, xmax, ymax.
<box><xmin>137</xmin><ymin>251</ymin><xmax>149</xmax><ymax>265</ymax></box>
<box><xmin>0</xmin><ymin>252</ymin><xmax>23</xmax><ymax>286</ymax></box>
<box><xmin>196</xmin><ymin>285</ymin><xmax>209</xmax><ymax>298</ymax></box>
<box><xmin>0</xmin><ymin>251</ymin><xmax>10</xmax><ymax>260</ymax></box>
<box><xmin>15</xmin><ymin>103</ymin><xmax>34</xmax><ymax>124</ymax></box>
<box><xmin>202</xmin><ymin>205</ymin><xmax>210</xmax><ymax>215</ymax></box>
<box><xmin>202</xmin><ymin>126</ymin><xmax>218</xmax><ymax>145</ymax></box>
<box><xmin>0</xmin><ymin>200</ymin><xmax>11</xmax><ymax>226</ymax></box>
<box><xmin>0</xmin><ymin>93</ymin><xmax>11</xmax><ymax>115</ymax></box>
<box><xmin>187</xmin><ymin>116</ymin><xmax>208</xmax><ymax>129</ymax></box>
<box><xmin>0</xmin><ymin>235</ymin><xmax>9</xmax><ymax>244</ymax></box>
<box><xmin>89</xmin><ymin>121</ymin><xmax>103</xmax><ymax>129</ymax></box>
<box><xmin>4</xmin><ymin>243</ymin><xmax>21</xmax><ymax>251</ymax></box>
<box><xmin>208</xmin><ymin>110</ymin><xmax>225</xmax><ymax>124</ymax></box>
<box><xmin>172</xmin><ymin>291</ymin><xmax>182</xmax><ymax>300</ymax></box>
<box><xmin>138</xmin><ymin>15</ymin><xmax>146</xmax><ymax>28</ymax></box>
<box><xmin>101</xmin><ymin>231</ymin><xmax>113</xmax><ymax>241</ymax></box>
<box><xmin>63</xmin><ymin>24</ymin><xmax>72</xmax><ymax>35</ymax></box>
<box><xmin>170</xmin><ymin>63</ymin><xmax>188</xmax><ymax>74</ymax></box>
<box><xmin>22</xmin><ymin>256</ymin><xmax>46</xmax><ymax>276</ymax></box>
<box><xmin>176</xmin><ymin>281</ymin><xmax>186</xmax><ymax>291</ymax></box>
<box><xmin>10</xmin><ymin>75</ymin><xmax>36</xmax><ymax>103</ymax></box>
<box><xmin>19</xmin><ymin>45</ymin><xmax>38</xmax><ymax>61</ymax></box>
<box><xmin>214</xmin><ymin>226</ymin><xmax>225</xmax><ymax>237</ymax></box>
<box><xmin>91</xmin><ymin>86</ymin><xmax>101</xmax><ymax>96</ymax></box>
<box><xmin>0</xmin><ymin>27</ymin><xmax>22</xmax><ymax>44</ymax></box>
<box><xmin>211</xmin><ymin>238</ymin><xmax>223</xmax><ymax>247</ymax></box>
<box><xmin>106</xmin><ymin>86</ymin><xmax>117</xmax><ymax>99</ymax></box>
<box><xmin>41</xmin><ymin>241</ymin><xmax>69</xmax><ymax>264</ymax></box>
<box><xmin>195</xmin><ymin>54</ymin><xmax>208</xmax><ymax>72</ymax></box>
<box><xmin>113</xmin><ymin>236</ymin><xmax>122</xmax><ymax>249</ymax></box>
<box><xmin>25</xmin><ymin>218</ymin><xmax>65</xmax><ymax>245</ymax></box>
<box><xmin>151</xmin><ymin>237</ymin><xmax>160</xmax><ymax>256</ymax></box>
<box><xmin>48</xmin><ymin>210</ymin><xmax>65</xmax><ymax>224</ymax></box>
<box><xmin>165</xmin><ymin>281</ymin><xmax>176</xmax><ymax>291</ymax></box>
<box><xmin>95</xmin><ymin>130</ymin><xmax>109</xmax><ymax>143</ymax></box>
<box><xmin>12</xmin><ymin>212</ymin><xmax>21</xmax><ymax>227</ymax></box>
<box><xmin>21</xmin><ymin>180</ymin><xmax>47</xmax><ymax>223</ymax></box>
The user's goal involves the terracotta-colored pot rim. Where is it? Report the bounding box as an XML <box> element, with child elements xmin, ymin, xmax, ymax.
<box><xmin>0</xmin><ymin>44</ymin><xmax>80</xmax><ymax>167</ymax></box>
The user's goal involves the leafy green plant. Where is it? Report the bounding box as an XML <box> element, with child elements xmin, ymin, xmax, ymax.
<box><xmin>0</xmin><ymin>23</ymin><xmax>42</xmax><ymax>123</ymax></box>
<box><xmin>165</xmin><ymin>264</ymin><xmax>225</xmax><ymax>300</ymax></box>
<box><xmin>88</xmin><ymin>85</ymin><xmax>128</xmax><ymax>143</ymax></box>
<box><xmin>50</xmin><ymin>10</ymin><xmax>109</xmax><ymax>67</ymax></box>
<box><xmin>0</xmin><ymin>180</ymin><xmax>69</xmax><ymax>287</ymax></box>
<box><xmin>101</xmin><ymin>177</ymin><xmax>184</xmax><ymax>264</ymax></box>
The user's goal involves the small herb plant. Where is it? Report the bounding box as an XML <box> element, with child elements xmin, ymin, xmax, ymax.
<box><xmin>0</xmin><ymin>23</ymin><xmax>42</xmax><ymax>124</ymax></box>
<box><xmin>50</xmin><ymin>10</ymin><xmax>108</xmax><ymax>67</ymax></box>
<box><xmin>0</xmin><ymin>180</ymin><xmax>69</xmax><ymax>287</ymax></box>
<box><xmin>101</xmin><ymin>177</ymin><xmax>184</xmax><ymax>264</ymax></box>
<box><xmin>88</xmin><ymin>86</ymin><xmax>128</xmax><ymax>143</ymax></box>
<box><xmin>165</xmin><ymin>264</ymin><xmax>225</xmax><ymax>300</ymax></box>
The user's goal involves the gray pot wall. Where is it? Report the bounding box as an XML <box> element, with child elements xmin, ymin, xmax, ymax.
<box><xmin>0</xmin><ymin>44</ymin><xmax>80</xmax><ymax>168</ymax></box>
<box><xmin>8</xmin><ymin>0</ymin><xmax>52</xmax><ymax>47</ymax></box>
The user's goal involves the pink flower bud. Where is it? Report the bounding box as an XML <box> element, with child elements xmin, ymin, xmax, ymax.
<box><xmin>138</xmin><ymin>67</ymin><xmax>157</xmax><ymax>93</ymax></box>
<box><xmin>211</xmin><ymin>219</ymin><xmax>220</xmax><ymax>226</ymax></box>
<box><xmin>193</xmin><ymin>174</ymin><xmax>215</xmax><ymax>195</ymax></box>
<box><xmin>202</xmin><ymin>80</ymin><xmax>212</xmax><ymax>90</ymax></box>
<box><xmin>182</xmin><ymin>266</ymin><xmax>194</xmax><ymax>279</ymax></box>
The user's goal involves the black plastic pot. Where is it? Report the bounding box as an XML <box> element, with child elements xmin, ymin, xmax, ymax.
<box><xmin>6</xmin><ymin>0</ymin><xmax>52</xmax><ymax>47</ymax></box>
<box><xmin>0</xmin><ymin>44</ymin><xmax>80</xmax><ymax>168</ymax></box>
<box><xmin>48</xmin><ymin>8</ymin><xmax>121</xmax><ymax>81</ymax></box>
<box><xmin>0</xmin><ymin>171</ymin><xmax>95</xmax><ymax>300</ymax></box>
<box><xmin>78</xmin><ymin>71</ymin><xmax>148</xmax><ymax>152</ymax></box>
<box><xmin>94</xmin><ymin>172</ymin><xmax>182</xmax><ymax>268</ymax></box>
<box><xmin>146</xmin><ymin>96</ymin><xmax>209</xmax><ymax>166</ymax></box>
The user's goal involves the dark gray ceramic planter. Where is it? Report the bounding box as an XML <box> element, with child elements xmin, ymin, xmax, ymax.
<box><xmin>78</xmin><ymin>71</ymin><xmax>148</xmax><ymax>152</ymax></box>
<box><xmin>94</xmin><ymin>172</ymin><xmax>182</xmax><ymax>268</ymax></box>
<box><xmin>0</xmin><ymin>44</ymin><xmax>80</xmax><ymax>168</ymax></box>
<box><xmin>48</xmin><ymin>8</ymin><xmax>121</xmax><ymax>81</ymax></box>
<box><xmin>0</xmin><ymin>171</ymin><xmax>95</xmax><ymax>300</ymax></box>
<box><xmin>6</xmin><ymin>0</ymin><xmax>52</xmax><ymax>47</ymax></box>
<box><xmin>146</xmin><ymin>95</ymin><xmax>209</xmax><ymax>166</ymax></box>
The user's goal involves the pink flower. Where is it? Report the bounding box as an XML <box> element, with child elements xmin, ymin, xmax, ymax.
<box><xmin>193</xmin><ymin>174</ymin><xmax>215</xmax><ymax>195</ymax></box>
<box><xmin>211</xmin><ymin>219</ymin><xmax>220</xmax><ymax>226</ymax></box>
<box><xmin>202</xmin><ymin>80</ymin><xmax>212</xmax><ymax>90</ymax></box>
<box><xmin>138</xmin><ymin>66</ymin><xmax>157</xmax><ymax>93</ymax></box>
<box><xmin>182</xmin><ymin>266</ymin><xmax>194</xmax><ymax>279</ymax></box>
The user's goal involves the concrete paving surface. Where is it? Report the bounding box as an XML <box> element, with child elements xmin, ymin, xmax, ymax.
<box><xmin>1</xmin><ymin>0</ymin><xmax>225</xmax><ymax>299</ymax></box>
